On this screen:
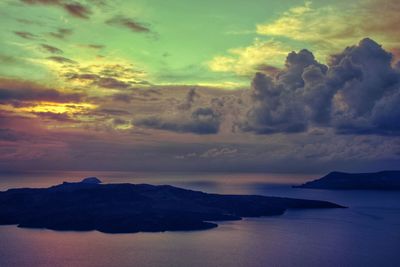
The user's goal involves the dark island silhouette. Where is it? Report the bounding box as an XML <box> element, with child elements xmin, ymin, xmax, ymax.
<box><xmin>294</xmin><ymin>171</ymin><xmax>400</xmax><ymax>190</ymax></box>
<box><xmin>0</xmin><ymin>177</ymin><xmax>344</xmax><ymax>234</ymax></box>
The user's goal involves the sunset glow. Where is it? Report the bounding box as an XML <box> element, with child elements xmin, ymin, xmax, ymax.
<box><xmin>0</xmin><ymin>0</ymin><xmax>399</xmax><ymax>172</ymax></box>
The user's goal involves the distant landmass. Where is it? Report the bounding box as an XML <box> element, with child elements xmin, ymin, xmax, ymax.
<box><xmin>0</xmin><ymin>177</ymin><xmax>344</xmax><ymax>234</ymax></box>
<box><xmin>294</xmin><ymin>171</ymin><xmax>400</xmax><ymax>190</ymax></box>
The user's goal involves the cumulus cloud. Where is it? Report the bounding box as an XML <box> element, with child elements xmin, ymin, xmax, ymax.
<box><xmin>239</xmin><ymin>49</ymin><xmax>326</xmax><ymax>133</ymax></box>
<box><xmin>240</xmin><ymin>38</ymin><xmax>400</xmax><ymax>136</ymax></box>
<box><xmin>211</xmin><ymin>1</ymin><xmax>400</xmax><ymax>76</ymax></box>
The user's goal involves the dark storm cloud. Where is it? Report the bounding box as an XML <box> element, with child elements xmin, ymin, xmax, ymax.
<box><xmin>40</xmin><ymin>44</ymin><xmax>63</xmax><ymax>54</ymax></box>
<box><xmin>47</xmin><ymin>56</ymin><xmax>77</xmax><ymax>64</ymax></box>
<box><xmin>21</xmin><ymin>0</ymin><xmax>91</xmax><ymax>19</ymax></box>
<box><xmin>14</xmin><ymin>31</ymin><xmax>38</xmax><ymax>40</ymax></box>
<box><xmin>106</xmin><ymin>16</ymin><xmax>151</xmax><ymax>33</ymax></box>
<box><xmin>135</xmin><ymin>107</ymin><xmax>221</xmax><ymax>135</ymax></box>
<box><xmin>240</xmin><ymin>49</ymin><xmax>324</xmax><ymax>134</ymax></box>
<box><xmin>0</xmin><ymin>78</ymin><xmax>84</xmax><ymax>104</ymax></box>
<box><xmin>328</xmin><ymin>38</ymin><xmax>400</xmax><ymax>135</ymax></box>
<box><xmin>241</xmin><ymin>38</ymin><xmax>400</xmax><ymax>136</ymax></box>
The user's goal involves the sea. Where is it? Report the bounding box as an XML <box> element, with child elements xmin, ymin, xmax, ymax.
<box><xmin>0</xmin><ymin>171</ymin><xmax>399</xmax><ymax>267</ymax></box>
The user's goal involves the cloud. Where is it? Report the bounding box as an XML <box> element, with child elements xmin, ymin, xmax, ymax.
<box><xmin>47</xmin><ymin>56</ymin><xmax>77</xmax><ymax>64</ymax></box>
<box><xmin>61</xmin><ymin>61</ymin><xmax>149</xmax><ymax>91</ymax></box>
<box><xmin>21</xmin><ymin>0</ymin><xmax>91</xmax><ymax>19</ymax></box>
<box><xmin>95</xmin><ymin>108</ymin><xmax>131</xmax><ymax>116</ymax></box>
<box><xmin>48</xmin><ymin>28</ymin><xmax>73</xmax><ymax>39</ymax></box>
<box><xmin>240</xmin><ymin>38</ymin><xmax>400</xmax><ymax>136</ymax></box>
<box><xmin>0</xmin><ymin>82</ymin><xmax>398</xmax><ymax>173</ymax></box>
<box><xmin>40</xmin><ymin>44</ymin><xmax>63</xmax><ymax>54</ymax></box>
<box><xmin>106</xmin><ymin>16</ymin><xmax>151</xmax><ymax>33</ymax></box>
<box><xmin>255</xmin><ymin>64</ymin><xmax>281</xmax><ymax>76</ymax></box>
<box><xmin>210</xmin><ymin>0</ymin><xmax>400</xmax><ymax>77</ymax></box>
<box><xmin>33</xmin><ymin>111</ymin><xmax>75</xmax><ymax>122</ymax></box>
<box><xmin>177</xmin><ymin>88</ymin><xmax>199</xmax><ymax>110</ymax></box>
<box><xmin>63</xmin><ymin>2</ymin><xmax>91</xmax><ymax>19</ymax></box>
<box><xmin>14</xmin><ymin>31</ymin><xmax>38</xmax><ymax>40</ymax></box>
<box><xmin>67</xmin><ymin>73</ymin><xmax>132</xmax><ymax>89</ymax></box>
<box><xmin>174</xmin><ymin>147</ymin><xmax>238</xmax><ymax>160</ymax></box>
<box><xmin>0</xmin><ymin>78</ymin><xmax>84</xmax><ymax>104</ymax></box>
<box><xmin>112</xmin><ymin>93</ymin><xmax>133</xmax><ymax>103</ymax></box>
<box><xmin>135</xmin><ymin>107</ymin><xmax>221</xmax><ymax>134</ymax></box>
<box><xmin>96</xmin><ymin>77</ymin><xmax>130</xmax><ymax>89</ymax></box>
<box><xmin>199</xmin><ymin>147</ymin><xmax>238</xmax><ymax>158</ymax></box>
<box><xmin>208</xmin><ymin>39</ymin><xmax>290</xmax><ymax>75</ymax></box>
<box><xmin>256</xmin><ymin>2</ymin><xmax>318</xmax><ymax>42</ymax></box>
<box><xmin>256</xmin><ymin>1</ymin><xmax>400</xmax><ymax>56</ymax></box>
<box><xmin>85</xmin><ymin>44</ymin><xmax>105</xmax><ymax>49</ymax></box>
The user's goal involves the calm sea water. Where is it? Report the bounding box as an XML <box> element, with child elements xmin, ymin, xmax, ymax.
<box><xmin>0</xmin><ymin>171</ymin><xmax>399</xmax><ymax>267</ymax></box>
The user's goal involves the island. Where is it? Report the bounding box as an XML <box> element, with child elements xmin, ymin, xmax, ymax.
<box><xmin>294</xmin><ymin>171</ymin><xmax>400</xmax><ymax>190</ymax></box>
<box><xmin>0</xmin><ymin>177</ymin><xmax>345</xmax><ymax>234</ymax></box>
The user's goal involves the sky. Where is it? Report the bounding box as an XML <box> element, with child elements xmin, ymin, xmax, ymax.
<box><xmin>0</xmin><ymin>0</ymin><xmax>400</xmax><ymax>173</ymax></box>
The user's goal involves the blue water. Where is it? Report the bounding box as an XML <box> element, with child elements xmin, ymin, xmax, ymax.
<box><xmin>0</xmin><ymin>171</ymin><xmax>399</xmax><ymax>267</ymax></box>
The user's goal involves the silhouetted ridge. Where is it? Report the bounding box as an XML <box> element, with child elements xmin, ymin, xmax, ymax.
<box><xmin>0</xmin><ymin>179</ymin><xmax>345</xmax><ymax>233</ymax></box>
<box><xmin>294</xmin><ymin>171</ymin><xmax>400</xmax><ymax>190</ymax></box>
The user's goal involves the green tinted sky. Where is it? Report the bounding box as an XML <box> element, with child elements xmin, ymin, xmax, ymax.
<box><xmin>0</xmin><ymin>0</ymin><xmax>363</xmax><ymax>88</ymax></box>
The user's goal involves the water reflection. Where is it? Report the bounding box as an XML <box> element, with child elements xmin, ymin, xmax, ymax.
<box><xmin>0</xmin><ymin>171</ymin><xmax>399</xmax><ymax>267</ymax></box>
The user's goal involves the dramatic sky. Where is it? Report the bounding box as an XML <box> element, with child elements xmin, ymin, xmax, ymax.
<box><xmin>1</xmin><ymin>0</ymin><xmax>400</xmax><ymax>173</ymax></box>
